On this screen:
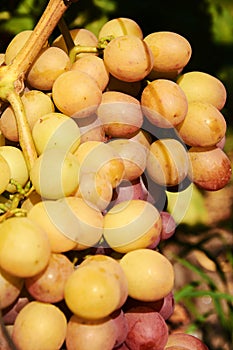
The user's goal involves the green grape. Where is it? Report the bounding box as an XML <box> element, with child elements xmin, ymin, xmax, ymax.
<box><xmin>97</xmin><ymin>91</ymin><xmax>143</xmax><ymax>138</ymax></box>
<box><xmin>103</xmin><ymin>199</ymin><xmax>162</xmax><ymax>253</ymax></box>
<box><xmin>98</xmin><ymin>17</ymin><xmax>143</xmax><ymax>39</ymax></box>
<box><xmin>32</xmin><ymin>112</ymin><xmax>81</xmax><ymax>155</ymax></box>
<box><xmin>103</xmin><ymin>35</ymin><xmax>154</xmax><ymax>82</ymax></box>
<box><xmin>0</xmin><ymin>89</ymin><xmax>55</xmax><ymax>142</ymax></box>
<box><xmin>30</xmin><ymin>148</ymin><xmax>80</xmax><ymax>199</ymax></box>
<box><xmin>144</xmin><ymin>31</ymin><xmax>192</xmax><ymax>79</ymax></box>
<box><xmin>120</xmin><ymin>249</ymin><xmax>174</xmax><ymax>301</ymax></box>
<box><xmin>52</xmin><ymin>70</ymin><xmax>102</xmax><ymax>118</ymax></box>
<box><xmin>0</xmin><ymin>217</ymin><xmax>51</xmax><ymax>278</ymax></box>
<box><xmin>71</xmin><ymin>55</ymin><xmax>109</xmax><ymax>91</ymax></box>
<box><xmin>26</xmin><ymin>46</ymin><xmax>71</xmax><ymax>91</ymax></box>
<box><xmin>12</xmin><ymin>301</ymin><xmax>67</xmax><ymax>350</ymax></box>
<box><xmin>0</xmin><ymin>146</ymin><xmax>29</xmax><ymax>193</ymax></box>
<box><xmin>177</xmin><ymin>71</ymin><xmax>227</xmax><ymax>110</ymax></box>
<box><xmin>176</xmin><ymin>101</ymin><xmax>227</xmax><ymax>147</ymax></box>
<box><xmin>141</xmin><ymin>79</ymin><xmax>188</xmax><ymax>128</ymax></box>
<box><xmin>0</xmin><ymin>154</ymin><xmax>10</xmax><ymax>194</ymax></box>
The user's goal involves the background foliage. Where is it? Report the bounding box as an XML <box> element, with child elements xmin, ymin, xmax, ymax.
<box><xmin>0</xmin><ymin>1</ymin><xmax>233</xmax><ymax>349</ymax></box>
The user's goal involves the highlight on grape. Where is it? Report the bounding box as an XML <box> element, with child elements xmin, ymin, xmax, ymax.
<box><xmin>0</xmin><ymin>3</ymin><xmax>232</xmax><ymax>349</ymax></box>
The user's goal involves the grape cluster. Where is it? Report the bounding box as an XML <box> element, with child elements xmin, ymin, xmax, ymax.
<box><xmin>0</xmin><ymin>15</ymin><xmax>232</xmax><ymax>350</ymax></box>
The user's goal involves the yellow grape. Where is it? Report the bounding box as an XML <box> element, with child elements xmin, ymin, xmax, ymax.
<box><xmin>177</xmin><ymin>71</ymin><xmax>227</xmax><ymax>110</ymax></box>
<box><xmin>52</xmin><ymin>28</ymin><xmax>98</xmax><ymax>57</ymax></box>
<box><xmin>146</xmin><ymin>139</ymin><xmax>190</xmax><ymax>187</ymax></box>
<box><xmin>0</xmin><ymin>146</ymin><xmax>29</xmax><ymax>193</ymax></box>
<box><xmin>120</xmin><ymin>249</ymin><xmax>174</xmax><ymax>301</ymax></box>
<box><xmin>98</xmin><ymin>17</ymin><xmax>143</xmax><ymax>39</ymax></box>
<box><xmin>129</xmin><ymin>129</ymin><xmax>153</xmax><ymax>150</ymax></box>
<box><xmin>12</xmin><ymin>301</ymin><xmax>67</xmax><ymax>350</ymax></box>
<box><xmin>26</xmin><ymin>46</ymin><xmax>71</xmax><ymax>91</ymax></box>
<box><xmin>76</xmin><ymin>114</ymin><xmax>105</xmax><ymax>144</ymax></box>
<box><xmin>0</xmin><ymin>154</ymin><xmax>10</xmax><ymax>194</ymax></box>
<box><xmin>55</xmin><ymin>196</ymin><xmax>104</xmax><ymax>247</ymax></box>
<box><xmin>141</xmin><ymin>79</ymin><xmax>188</xmax><ymax>128</ymax></box>
<box><xmin>144</xmin><ymin>31</ymin><xmax>192</xmax><ymax>78</ymax></box>
<box><xmin>188</xmin><ymin>146</ymin><xmax>232</xmax><ymax>191</ymax></box>
<box><xmin>52</xmin><ymin>70</ymin><xmax>102</xmax><ymax>118</ymax></box>
<box><xmin>74</xmin><ymin>140</ymin><xmax>125</xmax><ymax>188</ymax></box>
<box><xmin>27</xmin><ymin>200</ymin><xmax>77</xmax><ymax>253</ymax></box>
<box><xmin>0</xmin><ymin>217</ymin><xmax>51</xmax><ymax>278</ymax></box>
<box><xmin>75</xmin><ymin>171</ymin><xmax>113</xmax><ymax>211</ymax></box>
<box><xmin>97</xmin><ymin>91</ymin><xmax>143</xmax><ymax>138</ymax></box>
<box><xmin>30</xmin><ymin>148</ymin><xmax>80</xmax><ymax>199</ymax></box>
<box><xmin>71</xmin><ymin>55</ymin><xmax>109</xmax><ymax>91</ymax></box>
<box><xmin>103</xmin><ymin>35</ymin><xmax>154</xmax><ymax>82</ymax></box>
<box><xmin>108</xmin><ymin>138</ymin><xmax>148</xmax><ymax>181</ymax></box>
<box><xmin>32</xmin><ymin>112</ymin><xmax>81</xmax><ymax>155</ymax></box>
<box><xmin>103</xmin><ymin>199</ymin><xmax>162</xmax><ymax>253</ymax></box>
<box><xmin>66</xmin><ymin>314</ymin><xmax>117</xmax><ymax>350</ymax></box>
<box><xmin>0</xmin><ymin>267</ymin><xmax>24</xmax><ymax>309</ymax></box>
<box><xmin>0</xmin><ymin>90</ymin><xmax>55</xmax><ymax>142</ymax></box>
<box><xmin>176</xmin><ymin>101</ymin><xmax>227</xmax><ymax>147</ymax></box>
<box><xmin>64</xmin><ymin>262</ymin><xmax>123</xmax><ymax>319</ymax></box>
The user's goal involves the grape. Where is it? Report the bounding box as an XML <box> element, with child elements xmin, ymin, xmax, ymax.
<box><xmin>29</xmin><ymin>148</ymin><xmax>80</xmax><ymax>199</ymax></box>
<box><xmin>74</xmin><ymin>140</ymin><xmax>125</xmax><ymax>188</ymax></box>
<box><xmin>0</xmin><ymin>267</ymin><xmax>24</xmax><ymax>309</ymax></box>
<box><xmin>144</xmin><ymin>31</ymin><xmax>192</xmax><ymax>78</ymax></box>
<box><xmin>0</xmin><ymin>146</ymin><xmax>29</xmax><ymax>193</ymax></box>
<box><xmin>52</xmin><ymin>70</ymin><xmax>102</xmax><ymax>118</ymax></box>
<box><xmin>66</xmin><ymin>314</ymin><xmax>117</xmax><ymax>350</ymax></box>
<box><xmin>0</xmin><ymin>154</ymin><xmax>10</xmax><ymax>194</ymax></box>
<box><xmin>103</xmin><ymin>35</ymin><xmax>154</xmax><ymax>82</ymax></box>
<box><xmin>141</xmin><ymin>79</ymin><xmax>188</xmax><ymax>128</ymax></box>
<box><xmin>75</xmin><ymin>114</ymin><xmax>105</xmax><ymax>143</ymax></box>
<box><xmin>177</xmin><ymin>71</ymin><xmax>227</xmax><ymax>110</ymax></box>
<box><xmin>27</xmin><ymin>200</ymin><xmax>78</xmax><ymax>253</ymax></box>
<box><xmin>52</xmin><ymin>28</ymin><xmax>98</xmax><ymax>57</ymax></box>
<box><xmin>111</xmin><ymin>309</ymin><xmax>129</xmax><ymax>348</ymax></box>
<box><xmin>76</xmin><ymin>171</ymin><xmax>113</xmax><ymax>211</ymax></box>
<box><xmin>119</xmin><ymin>249</ymin><xmax>174</xmax><ymax>301</ymax></box>
<box><xmin>0</xmin><ymin>323</ymin><xmax>13</xmax><ymax>350</ymax></box>
<box><xmin>160</xmin><ymin>211</ymin><xmax>176</xmax><ymax>240</ymax></box>
<box><xmin>129</xmin><ymin>129</ymin><xmax>152</xmax><ymax>150</ymax></box>
<box><xmin>188</xmin><ymin>146</ymin><xmax>232</xmax><ymax>191</ymax></box>
<box><xmin>71</xmin><ymin>55</ymin><xmax>109</xmax><ymax>91</ymax></box>
<box><xmin>108</xmin><ymin>138</ymin><xmax>148</xmax><ymax>181</ymax></box>
<box><xmin>64</xmin><ymin>263</ymin><xmax>124</xmax><ymax>319</ymax></box>
<box><xmin>25</xmin><ymin>252</ymin><xmax>74</xmax><ymax>303</ymax></box>
<box><xmin>26</xmin><ymin>46</ymin><xmax>71</xmax><ymax>91</ymax></box>
<box><xmin>12</xmin><ymin>301</ymin><xmax>67</xmax><ymax>350</ymax></box>
<box><xmin>106</xmin><ymin>75</ymin><xmax>142</xmax><ymax>97</ymax></box>
<box><xmin>98</xmin><ymin>17</ymin><xmax>143</xmax><ymax>39</ymax></box>
<box><xmin>2</xmin><ymin>297</ymin><xmax>29</xmax><ymax>325</ymax></box>
<box><xmin>32</xmin><ymin>112</ymin><xmax>81</xmax><ymax>155</ymax></box>
<box><xmin>55</xmin><ymin>196</ymin><xmax>104</xmax><ymax>247</ymax></box>
<box><xmin>165</xmin><ymin>332</ymin><xmax>209</xmax><ymax>349</ymax></box>
<box><xmin>97</xmin><ymin>91</ymin><xmax>143</xmax><ymax>138</ymax></box>
<box><xmin>103</xmin><ymin>199</ymin><xmax>162</xmax><ymax>253</ymax></box>
<box><xmin>0</xmin><ymin>129</ymin><xmax>5</xmax><ymax>146</ymax></box>
<box><xmin>146</xmin><ymin>139</ymin><xmax>190</xmax><ymax>187</ymax></box>
<box><xmin>176</xmin><ymin>101</ymin><xmax>227</xmax><ymax>147</ymax></box>
<box><xmin>0</xmin><ymin>90</ymin><xmax>55</xmax><ymax>142</ymax></box>
<box><xmin>0</xmin><ymin>217</ymin><xmax>51</xmax><ymax>278</ymax></box>
<box><xmin>125</xmin><ymin>307</ymin><xmax>169</xmax><ymax>350</ymax></box>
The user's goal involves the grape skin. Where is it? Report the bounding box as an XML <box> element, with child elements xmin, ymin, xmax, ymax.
<box><xmin>0</xmin><ymin>154</ymin><xmax>10</xmax><ymax>194</ymax></box>
<box><xmin>98</xmin><ymin>17</ymin><xmax>143</xmax><ymax>40</ymax></box>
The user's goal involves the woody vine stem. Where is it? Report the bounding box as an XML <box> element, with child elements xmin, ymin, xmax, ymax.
<box><xmin>0</xmin><ymin>0</ymin><xmax>78</xmax><ymax>170</ymax></box>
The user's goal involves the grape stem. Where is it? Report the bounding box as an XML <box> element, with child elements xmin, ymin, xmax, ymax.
<box><xmin>0</xmin><ymin>0</ymin><xmax>77</xmax><ymax>170</ymax></box>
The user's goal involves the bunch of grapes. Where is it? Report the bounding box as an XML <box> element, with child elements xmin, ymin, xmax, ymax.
<box><xmin>0</xmin><ymin>7</ymin><xmax>232</xmax><ymax>350</ymax></box>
